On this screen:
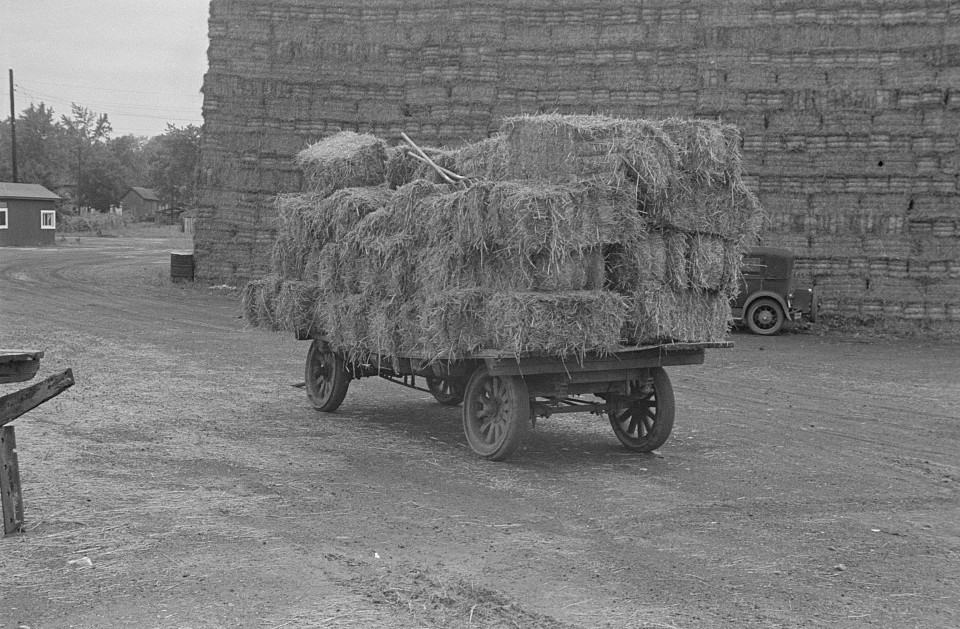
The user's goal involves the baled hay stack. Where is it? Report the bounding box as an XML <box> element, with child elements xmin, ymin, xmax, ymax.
<box><xmin>296</xmin><ymin>131</ymin><xmax>387</xmax><ymax>196</ymax></box>
<box><xmin>249</xmin><ymin>113</ymin><xmax>763</xmax><ymax>356</ymax></box>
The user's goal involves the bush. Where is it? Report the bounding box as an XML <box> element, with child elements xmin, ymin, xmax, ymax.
<box><xmin>59</xmin><ymin>213</ymin><xmax>131</xmax><ymax>235</ymax></box>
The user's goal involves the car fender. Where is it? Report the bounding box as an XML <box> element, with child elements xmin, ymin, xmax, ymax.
<box><xmin>741</xmin><ymin>291</ymin><xmax>789</xmax><ymax>319</ymax></box>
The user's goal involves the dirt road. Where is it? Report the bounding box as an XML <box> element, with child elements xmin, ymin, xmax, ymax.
<box><xmin>1</xmin><ymin>233</ymin><xmax>958</xmax><ymax>628</ymax></box>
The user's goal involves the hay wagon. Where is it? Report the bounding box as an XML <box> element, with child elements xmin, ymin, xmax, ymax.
<box><xmin>248</xmin><ymin>115</ymin><xmax>760</xmax><ymax>461</ymax></box>
<box><xmin>298</xmin><ymin>335</ymin><xmax>729</xmax><ymax>461</ymax></box>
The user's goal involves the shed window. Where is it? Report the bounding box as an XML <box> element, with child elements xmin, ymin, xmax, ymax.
<box><xmin>0</xmin><ymin>205</ymin><xmax>7</xmax><ymax>229</ymax></box>
<box><xmin>41</xmin><ymin>210</ymin><xmax>56</xmax><ymax>230</ymax></box>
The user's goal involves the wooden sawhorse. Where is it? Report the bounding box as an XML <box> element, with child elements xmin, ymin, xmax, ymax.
<box><xmin>1</xmin><ymin>350</ymin><xmax>75</xmax><ymax>536</ymax></box>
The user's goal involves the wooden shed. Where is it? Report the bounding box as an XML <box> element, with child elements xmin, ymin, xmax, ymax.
<box><xmin>0</xmin><ymin>182</ymin><xmax>61</xmax><ymax>247</ymax></box>
<box><xmin>121</xmin><ymin>187</ymin><xmax>162</xmax><ymax>222</ymax></box>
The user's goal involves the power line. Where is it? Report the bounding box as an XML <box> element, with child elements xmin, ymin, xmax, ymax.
<box><xmin>15</xmin><ymin>84</ymin><xmax>202</xmax><ymax>115</ymax></box>
<box><xmin>12</xmin><ymin>85</ymin><xmax>203</xmax><ymax>124</ymax></box>
<box><xmin>18</xmin><ymin>78</ymin><xmax>201</xmax><ymax>98</ymax></box>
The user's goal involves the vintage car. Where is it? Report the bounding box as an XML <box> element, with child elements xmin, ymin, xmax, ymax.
<box><xmin>732</xmin><ymin>247</ymin><xmax>817</xmax><ymax>335</ymax></box>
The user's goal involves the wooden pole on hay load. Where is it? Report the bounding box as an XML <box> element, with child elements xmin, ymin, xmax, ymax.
<box><xmin>400</xmin><ymin>132</ymin><xmax>467</xmax><ymax>185</ymax></box>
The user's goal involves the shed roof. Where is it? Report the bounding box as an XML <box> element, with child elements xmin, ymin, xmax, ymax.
<box><xmin>126</xmin><ymin>187</ymin><xmax>162</xmax><ymax>202</ymax></box>
<box><xmin>0</xmin><ymin>182</ymin><xmax>61</xmax><ymax>201</ymax></box>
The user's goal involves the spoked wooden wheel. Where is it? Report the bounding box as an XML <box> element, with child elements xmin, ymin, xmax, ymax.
<box><xmin>462</xmin><ymin>366</ymin><xmax>530</xmax><ymax>461</ymax></box>
<box><xmin>746</xmin><ymin>298</ymin><xmax>785</xmax><ymax>336</ymax></box>
<box><xmin>304</xmin><ymin>340</ymin><xmax>351</xmax><ymax>412</ymax></box>
<box><xmin>608</xmin><ymin>367</ymin><xmax>675</xmax><ymax>452</ymax></box>
<box><xmin>426</xmin><ymin>377</ymin><xmax>465</xmax><ymax>406</ymax></box>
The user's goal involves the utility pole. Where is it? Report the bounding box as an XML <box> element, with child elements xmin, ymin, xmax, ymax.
<box><xmin>8</xmin><ymin>69</ymin><xmax>17</xmax><ymax>183</ymax></box>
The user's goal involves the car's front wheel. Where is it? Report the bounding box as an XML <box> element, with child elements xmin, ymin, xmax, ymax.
<box><xmin>746</xmin><ymin>298</ymin><xmax>785</xmax><ymax>335</ymax></box>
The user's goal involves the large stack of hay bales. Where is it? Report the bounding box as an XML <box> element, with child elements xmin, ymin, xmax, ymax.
<box><xmin>243</xmin><ymin>113</ymin><xmax>762</xmax><ymax>360</ymax></box>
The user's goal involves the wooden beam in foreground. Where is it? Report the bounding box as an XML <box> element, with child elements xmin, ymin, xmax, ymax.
<box><xmin>1</xmin><ymin>427</ymin><xmax>23</xmax><ymax>535</ymax></box>
<box><xmin>0</xmin><ymin>369</ymin><xmax>75</xmax><ymax>428</ymax></box>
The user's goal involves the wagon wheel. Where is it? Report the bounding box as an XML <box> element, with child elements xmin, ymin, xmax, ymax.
<box><xmin>304</xmin><ymin>340</ymin><xmax>351</xmax><ymax>412</ymax></box>
<box><xmin>746</xmin><ymin>298</ymin><xmax>785</xmax><ymax>336</ymax></box>
<box><xmin>426</xmin><ymin>377</ymin><xmax>465</xmax><ymax>406</ymax></box>
<box><xmin>608</xmin><ymin>367</ymin><xmax>675</xmax><ymax>453</ymax></box>
<box><xmin>462</xmin><ymin>366</ymin><xmax>530</xmax><ymax>461</ymax></box>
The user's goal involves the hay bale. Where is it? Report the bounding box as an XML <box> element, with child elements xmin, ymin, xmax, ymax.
<box><xmin>274</xmin><ymin>280</ymin><xmax>322</xmax><ymax>334</ymax></box>
<box><xmin>346</xmin><ymin>207</ymin><xmax>411</xmax><ymax>256</ymax></box>
<box><xmin>606</xmin><ymin>233</ymin><xmax>670</xmax><ymax>291</ymax></box>
<box><xmin>660</xmin><ymin>118</ymin><xmax>743</xmax><ymax>187</ymax></box>
<box><xmin>483</xmin><ymin>291</ymin><xmax>629</xmax><ymax>357</ymax></box>
<box><xmin>315</xmin><ymin>293</ymin><xmax>375</xmax><ymax>360</ymax></box>
<box><xmin>418</xmin><ymin>289</ymin><xmax>488</xmax><ymax>359</ymax></box>
<box><xmin>420</xmin><ymin>183</ymin><xmax>494</xmax><ymax>253</ymax></box>
<box><xmin>614</xmin><ymin>121</ymin><xmax>681</xmax><ymax>203</ymax></box>
<box><xmin>301</xmin><ymin>243</ymin><xmax>325</xmax><ymax>282</ymax></box>
<box><xmin>624</xmin><ymin>285</ymin><xmax>731</xmax><ymax>344</ymax></box>
<box><xmin>378</xmin><ymin>179</ymin><xmax>452</xmax><ymax>249</ymax></box>
<box><xmin>687</xmin><ymin>234</ymin><xmax>742</xmax><ymax>294</ymax></box>
<box><xmin>495</xmin><ymin>114</ymin><xmax>631</xmax><ymax>185</ymax></box>
<box><xmin>414</xmin><ymin>247</ymin><xmax>483</xmax><ymax>294</ymax></box>
<box><xmin>296</xmin><ymin>131</ymin><xmax>388</xmax><ymax>196</ymax></box>
<box><xmin>485</xmin><ymin>181</ymin><xmax>638</xmax><ymax>257</ymax></box>
<box><xmin>646</xmin><ymin>181</ymin><xmax>764</xmax><ymax>237</ymax></box>
<box><xmin>452</xmin><ymin>137</ymin><xmax>506</xmax><ymax>179</ymax></box>
<box><xmin>271</xmin><ymin>193</ymin><xmax>324</xmax><ymax>279</ymax></box>
<box><xmin>384</xmin><ymin>145</ymin><xmax>460</xmax><ymax>187</ymax></box>
<box><xmin>530</xmin><ymin>247</ymin><xmax>606</xmax><ymax>291</ymax></box>
<box><xmin>385</xmin><ymin>145</ymin><xmax>422</xmax><ymax>189</ymax></box>
<box><xmin>665</xmin><ymin>231</ymin><xmax>690</xmax><ymax>289</ymax></box>
<box><xmin>241</xmin><ymin>275</ymin><xmax>283</xmax><ymax>329</ymax></box>
<box><xmin>311</xmin><ymin>186</ymin><xmax>393</xmax><ymax>243</ymax></box>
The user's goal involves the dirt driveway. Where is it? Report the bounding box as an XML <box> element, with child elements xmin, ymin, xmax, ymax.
<box><xmin>1</xmin><ymin>233</ymin><xmax>958</xmax><ymax>629</ymax></box>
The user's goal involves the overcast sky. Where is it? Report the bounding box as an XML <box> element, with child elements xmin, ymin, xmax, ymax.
<box><xmin>1</xmin><ymin>0</ymin><xmax>209</xmax><ymax>138</ymax></box>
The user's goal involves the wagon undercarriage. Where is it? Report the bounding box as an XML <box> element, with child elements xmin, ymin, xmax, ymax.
<box><xmin>302</xmin><ymin>338</ymin><xmax>729</xmax><ymax>461</ymax></box>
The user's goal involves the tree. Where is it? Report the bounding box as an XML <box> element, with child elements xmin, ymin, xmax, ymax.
<box><xmin>0</xmin><ymin>103</ymin><xmax>72</xmax><ymax>192</ymax></box>
<box><xmin>61</xmin><ymin>103</ymin><xmax>112</xmax><ymax>210</ymax></box>
<box><xmin>146</xmin><ymin>124</ymin><xmax>201</xmax><ymax>207</ymax></box>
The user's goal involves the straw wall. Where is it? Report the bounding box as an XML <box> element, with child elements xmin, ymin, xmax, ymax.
<box><xmin>198</xmin><ymin>0</ymin><xmax>960</xmax><ymax>323</ymax></box>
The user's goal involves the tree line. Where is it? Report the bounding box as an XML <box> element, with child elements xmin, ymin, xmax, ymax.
<box><xmin>0</xmin><ymin>102</ymin><xmax>200</xmax><ymax>213</ymax></box>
